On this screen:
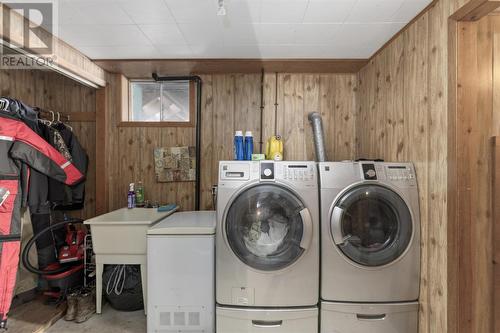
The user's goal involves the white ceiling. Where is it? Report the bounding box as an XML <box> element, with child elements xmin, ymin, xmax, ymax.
<box><xmin>48</xmin><ymin>0</ymin><xmax>431</xmax><ymax>59</ymax></box>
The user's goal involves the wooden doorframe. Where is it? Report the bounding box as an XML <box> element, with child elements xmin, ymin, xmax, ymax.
<box><xmin>447</xmin><ymin>13</ymin><xmax>459</xmax><ymax>333</ymax></box>
<box><xmin>95</xmin><ymin>85</ymin><xmax>109</xmax><ymax>215</ymax></box>
<box><xmin>492</xmin><ymin>136</ymin><xmax>500</xmax><ymax>333</ymax></box>
<box><xmin>448</xmin><ymin>1</ymin><xmax>500</xmax><ymax>332</ymax></box>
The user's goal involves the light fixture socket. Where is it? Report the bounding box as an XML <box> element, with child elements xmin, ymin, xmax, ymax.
<box><xmin>217</xmin><ymin>0</ymin><xmax>226</xmax><ymax>16</ymax></box>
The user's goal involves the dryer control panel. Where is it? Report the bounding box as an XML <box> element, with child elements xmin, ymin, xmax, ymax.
<box><xmin>385</xmin><ymin>165</ymin><xmax>415</xmax><ymax>182</ymax></box>
<box><xmin>359</xmin><ymin>163</ymin><xmax>417</xmax><ymax>186</ymax></box>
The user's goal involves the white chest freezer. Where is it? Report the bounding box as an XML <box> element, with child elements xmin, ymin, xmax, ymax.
<box><xmin>147</xmin><ymin>211</ymin><xmax>216</xmax><ymax>333</ymax></box>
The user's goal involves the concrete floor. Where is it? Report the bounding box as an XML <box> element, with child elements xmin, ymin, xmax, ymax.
<box><xmin>47</xmin><ymin>304</ymin><xmax>146</xmax><ymax>333</ymax></box>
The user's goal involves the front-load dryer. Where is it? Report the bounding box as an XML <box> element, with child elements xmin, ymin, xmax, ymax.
<box><xmin>319</xmin><ymin>161</ymin><xmax>420</xmax><ymax>303</ymax></box>
<box><xmin>216</xmin><ymin>161</ymin><xmax>319</xmax><ymax>307</ymax></box>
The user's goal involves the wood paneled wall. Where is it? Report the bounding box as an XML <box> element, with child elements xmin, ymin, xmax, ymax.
<box><xmin>357</xmin><ymin>0</ymin><xmax>500</xmax><ymax>332</ymax></box>
<box><xmin>355</xmin><ymin>0</ymin><xmax>477</xmax><ymax>332</ymax></box>
<box><xmin>0</xmin><ymin>69</ymin><xmax>97</xmax><ymax>220</ymax></box>
<box><xmin>104</xmin><ymin>73</ymin><xmax>357</xmax><ymax>212</ymax></box>
<box><xmin>357</xmin><ymin>15</ymin><xmax>443</xmax><ymax>332</ymax></box>
<box><xmin>104</xmin><ymin>74</ymin><xmax>196</xmax><ymax>212</ymax></box>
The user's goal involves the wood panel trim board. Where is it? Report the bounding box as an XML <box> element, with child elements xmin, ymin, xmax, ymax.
<box><xmin>117</xmin><ymin>121</ymin><xmax>195</xmax><ymax>128</ymax></box>
<box><xmin>493</xmin><ymin>136</ymin><xmax>500</xmax><ymax>333</ymax></box>
<box><xmin>451</xmin><ymin>0</ymin><xmax>500</xmax><ymax>21</ymax></box>
<box><xmin>93</xmin><ymin>59</ymin><xmax>368</xmax><ymax>78</ymax></box>
<box><xmin>447</xmin><ymin>15</ymin><xmax>460</xmax><ymax>333</ymax></box>
<box><xmin>0</xmin><ymin>3</ymin><xmax>106</xmax><ymax>87</ymax></box>
<box><xmin>95</xmin><ymin>87</ymin><xmax>108</xmax><ymax>215</ymax></box>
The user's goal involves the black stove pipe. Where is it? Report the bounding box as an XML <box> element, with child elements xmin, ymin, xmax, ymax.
<box><xmin>152</xmin><ymin>73</ymin><xmax>202</xmax><ymax>210</ymax></box>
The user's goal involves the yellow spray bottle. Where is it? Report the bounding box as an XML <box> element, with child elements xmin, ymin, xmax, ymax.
<box><xmin>265</xmin><ymin>135</ymin><xmax>284</xmax><ymax>161</ymax></box>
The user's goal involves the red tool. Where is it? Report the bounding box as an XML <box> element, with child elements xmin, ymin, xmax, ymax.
<box><xmin>22</xmin><ymin>220</ymin><xmax>88</xmax><ymax>303</ymax></box>
<box><xmin>58</xmin><ymin>225</ymin><xmax>86</xmax><ymax>264</ymax></box>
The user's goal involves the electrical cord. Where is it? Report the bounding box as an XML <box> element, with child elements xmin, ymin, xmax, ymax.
<box><xmin>106</xmin><ymin>265</ymin><xmax>126</xmax><ymax>296</ymax></box>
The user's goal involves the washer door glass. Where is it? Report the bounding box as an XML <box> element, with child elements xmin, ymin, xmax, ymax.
<box><xmin>225</xmin><ymin>184</ymin><xmax>306</xmax><ymax>271</ymax></box>
<box><xmin>330</xmin><ymin>184</ymin><xmax>412</xmax><ymax>267</ymax></box>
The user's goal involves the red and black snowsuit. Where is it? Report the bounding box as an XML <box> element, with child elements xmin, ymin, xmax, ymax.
<box><xmin>0</xmin><ymin>113</ymin><xmax>83</xmax><ymax>328</ymax></box>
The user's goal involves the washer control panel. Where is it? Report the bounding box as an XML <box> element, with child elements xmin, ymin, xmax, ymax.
<box><xmin>275</xmin><ymin>162</ymin><xmax>317</xmax><ymax>188</ymax></box>
<box><xmin>385</xmin><ymin>165</ymin><xmax>415</xmax><ymax>182</ymax></box>
<box><xmin>282</xmin><ymin>164</ymin><xmax>315</xmax><ymax>181</ymax></box>
<box><xmin>219</xmin><ymin>161</ymin><xmax>317</xmax><ymax>187</ymax></box>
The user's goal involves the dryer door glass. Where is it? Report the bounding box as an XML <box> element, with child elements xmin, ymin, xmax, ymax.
<box><xmin>331</xmin><ymin>184</ymin><xmax>412</xmax><ymax>267</ymax></box>
<box><xmin>225</xmin><ymin>184</ymin><xmax>306</xmax><ymax>271</ymax></box>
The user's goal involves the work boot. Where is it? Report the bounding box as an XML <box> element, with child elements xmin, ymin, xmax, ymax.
<box><xmin>64</xmin><ymin>291</ymin><xmax>79</xmax><ymax>321</ymax></box>
<box><xmin>75</xmin><ymin>288</ymin><xmax>96</xmax><ymax>323</ymax></box>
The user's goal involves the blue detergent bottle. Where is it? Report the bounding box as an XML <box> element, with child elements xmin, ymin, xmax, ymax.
<box><xmin>234</xmin><ymin>130</ymin><xmax>244</xmax><ymax>160</ymax></box>
<box><xmin>244</xmin><ymin>131</ymin><xmax>253</xmax><ymax>160</ymax></box>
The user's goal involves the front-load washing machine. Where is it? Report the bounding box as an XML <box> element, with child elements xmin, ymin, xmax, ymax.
<box><xmin>319</xmin><ymin>161</ymin><xmax>420</xmax><ymax>333</ymax></box>
<box><xmin>216</xmin><ymin>161</ymin><xmax>319</xmax><ymax>333</ymax></box>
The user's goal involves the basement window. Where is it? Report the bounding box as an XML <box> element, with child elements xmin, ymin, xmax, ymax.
<box><xmin>126</xmin><ymin>80</ymin><xmax>194</xmax><ymax>126</ymax></box>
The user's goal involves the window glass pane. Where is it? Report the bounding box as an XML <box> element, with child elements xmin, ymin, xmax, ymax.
<box><xmin>130</xmin><ymin>81</ymin><xmax>190</xmax><ymax>122</ymax></box>
<box><xmin>161</xmin><ymin>81</ymin><xmax>190</xmax><ymax>122</ymax></box>
<box><xmin>131</xmin><ymin>82</ymin><xmax>161</xmax><ymax>121</ymax></box>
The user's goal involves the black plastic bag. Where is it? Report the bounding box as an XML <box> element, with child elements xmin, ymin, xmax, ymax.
<box><xmin>102</xmin><ymin>264</ymin><xmax>144</xmax><ymax>311</ymax></box>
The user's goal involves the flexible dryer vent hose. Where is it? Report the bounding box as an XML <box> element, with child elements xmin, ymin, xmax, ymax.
<box><xmin>21</xmin><ymin>219</ymin><xmax>83</xmax><ymax>275</ymax></box>
<box><xmin>308</xmin><ymin>112</ymin><xmax>327</xmax><ymax>162</ymax></box>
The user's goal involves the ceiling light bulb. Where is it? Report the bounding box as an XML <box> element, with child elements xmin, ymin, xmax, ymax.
<box><xmin>217</xmin><ymin>0</ymin><xmax>226</xmax><ymax>16</ymax></box>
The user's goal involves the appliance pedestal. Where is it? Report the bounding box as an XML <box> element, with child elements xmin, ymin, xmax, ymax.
<box><xmin>216</xmin><ymin>306</ymin><xmax>318</xmax><ymax>333</ymax></box>
<box><xmin>320</xmin><ymin>301</ymin><xmax>418</xmax><ymax>333</ymax></box>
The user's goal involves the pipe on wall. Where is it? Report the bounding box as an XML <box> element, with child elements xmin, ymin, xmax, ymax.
<box><xmin>152</xmin><ymin>73</ymin><xmax>202</xmax><ymax>210</ymax></box>
<box><xmin>259</xmin><ymin>68</ymin><xmax>265</xmax><ymax>153</ymax></box>
<box><xmin>308</xmin><ymin>112</ymin><xmax>327</xmax><ymax>162</ymax></box>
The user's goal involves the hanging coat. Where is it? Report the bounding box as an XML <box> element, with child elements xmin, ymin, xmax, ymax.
<box><xmin>0</xmin><ymin>112</ymin><xmax>83</xmax><ymax>329</ymax></box>
<box><xmin>0</xmin><ymin>97</ymin><xmax>41</xmax><ymax>209</ymax></box>
<box><xmin>49</xmin><ymin>123</ymin><xmax>88</xmax><ymax>210</ymax></box>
